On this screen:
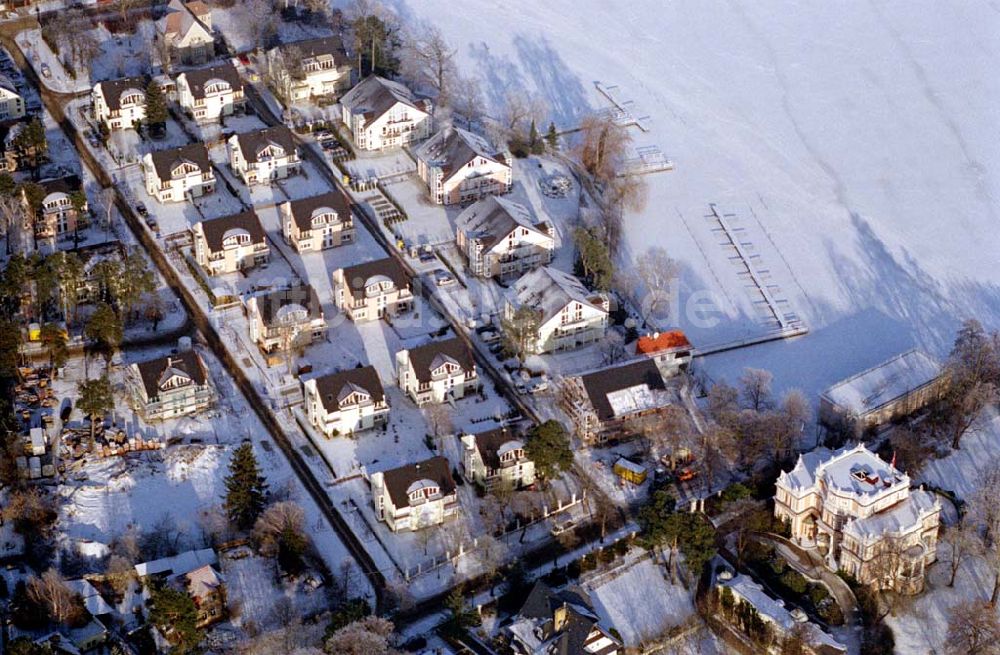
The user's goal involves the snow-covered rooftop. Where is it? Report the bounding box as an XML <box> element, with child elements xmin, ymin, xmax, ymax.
<box><xmin>844</xmin><ymin>489</ymin><xmax>940</xmax><ymax>543</ymax></box>
<box><xmin>134</xmin><ymin>548</ymin><xmax>218</xmax><ymax>578</ymax></box>
<box><xmin>778</xmin><ymin>443</ymin><xmax>908</xmax><ymax>498</ymax></box>
<box><xmin>821</xmin><ymin>349</ymin><xmax>943</xmax><ymax>416</ymax></box>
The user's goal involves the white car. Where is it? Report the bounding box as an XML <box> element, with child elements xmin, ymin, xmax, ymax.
<box><xmin>433</xmin><ymin>269</ymin><xmax>456</xmax><ymax>286</ymax></box>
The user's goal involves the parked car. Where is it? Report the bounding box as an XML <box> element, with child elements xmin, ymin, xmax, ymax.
<box><xmin>40</xmin><ymin>63</ymin><xmax>51</xmax><ymax>78</ymax></box>
<box><xmin>550</xmin><ymin>519</ymin><xmax>575</xmax><ymax>536</ymax></box>
<box><xmin>135</xmin><ymin>202</ymin><xmax>148</xmax><ymax>217</ymax></box>
<box><xmin>433</xmin><ymin>269</ymin><xmax>455</xmax><ymax>286</ymax></box>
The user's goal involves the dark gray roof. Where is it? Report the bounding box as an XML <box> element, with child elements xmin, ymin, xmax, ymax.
<box><xmin>456</xmin><ymin>195</ymin><xmax>547</xmax><ymax>250</ymax></box>
<box><xmin>379</xmin><ymin>456</ymin><xmax>455</xmax><ymax>509</ymax></box>
<box><xmin>414</xmin><ymin>126</ymin><xmax>506</xmax><ymax>182</ymax></box>
<box><xmin>233</xmin><ymin>125</ymin><xmax>297</xmax><ymax>164</ymax></box>
<box><xmin>148</xmin><ymin>143</ymin><xmax>212</xmax><ymax>182</ymax></box>
<box><xmin>279</xmin><ymin>35</ymin><xmax>349</xmax><ymax>66</ymax></box>
<box><xmin>253</xmin><ymin>284</ymin><xmax>322</xmax><ymax>326</ymax></box>
<box><xmin>311</xmin><ymin>366</ymin><xmax>384</xmax><ymax>413</ymax></box>
<box><xmin>285</xmin><ymin>191</ymin><xmax>352</xmax><ymax>232</ymax></box>
<box><xmin>134</xmin><ymin>350</ymin><xmax>207</xmax><ymax>401</ymax></box>
<box><xmin>472</xmin><ymin>427</ymin><xmax>522</xmax><ymax>471</ymax></box>
<box><xmin>578</xmin><ymin>358</ymin><xmax>667</xmax><ymax>422</ymax></box>
<box><xmin>517</xmin><ymin>582</ymin><xmax>614</xmax><ymax>655</ymax></box>
<box><xmin>181</xmin><ymin>62</ymin><xmax>243</xmax><ymax>99</ymax></box>
<box><xmin>339</xmin><ymin>257</ymin><xmax>410</xmax><ymax>300</ymax></box>
<box><xmin>405</xmin><ymin>336</ymin><xmax>475</xmax><ymax>384</ymax></box>
<box><xmin>96</xmin><ymin>77</ymin><xmax>147</xmax><ymax>111</ymax></box>
<box><xmin>39</xmin><ymin>175</ymin><xmax>82</xmax><ymax>197</ymax></box>
<box><xmin>341</xmin><ymin>74</ymin><xmax>429</xmax><ymax>123</ymax></box>
<box><xmin>198</xmin><ymin>210</ymin><xmax>266</xmax><ymax>253</ymax></box>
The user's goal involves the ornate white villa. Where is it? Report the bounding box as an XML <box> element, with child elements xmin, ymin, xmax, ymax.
<box><xmin>774</xmin><ymin>443</ymin><xmax>940</xmax><ymax>593</ymax></box>
<box><xmin>370</xmin><ymin>456</ymin><xmax>458</xmax><ymax>532</ymax></box>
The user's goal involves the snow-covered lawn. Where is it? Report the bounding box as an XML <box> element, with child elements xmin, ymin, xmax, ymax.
<box><xmin>919</xmin><ymin>407</ymin><xmax>1000</xmax><ymax>500</ymax></box>
<box><xmin>16</xmin><ymin>29</ymin><xmax>91</xmax><ymax>94</ymax></box>
<box><xmin>585</xmin><ymin>555</ymin><xmax>695</xmax><ymax>647</ymax></box>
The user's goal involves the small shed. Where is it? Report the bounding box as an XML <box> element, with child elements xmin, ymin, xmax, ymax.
<box><xmin>613</xmin><ymin>456</ymin><xmax>648</xmax><ymax>485</ymax></box>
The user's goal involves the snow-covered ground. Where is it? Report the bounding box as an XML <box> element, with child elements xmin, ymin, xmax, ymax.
<box><xmin>368</xmin><ymin>0</ymin><xmax>1000</xmax><ymax>404</ymax></box>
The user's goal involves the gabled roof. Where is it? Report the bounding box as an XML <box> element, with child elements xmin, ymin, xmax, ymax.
<box><xmin>197</xmin><ymin>210</ymin><xmax>266</xmax><ymax>253</ymax></box>
<box><xmin>471</xmin><ymin>427</ymin><xmax>525</xmax><ymax>471</ymax></box>
<box><xmin>183</xmin><ymin>564</ymin><xmax>224</xmax><ymax>600</ymax></box>
<box><xmin>284</xmin><ymin>190</ymin><xmax>352</xmax><ymax>232</ymax></box>
<box><xmin>404</xmin><ymin>336</ymin><xmax>475</xmax><ymax>383</ymax></box>
<box><xmin>414</xmin><ymin>126</ymin><xmax>508</xmax><ymax>182</ymax></box>
<box><xmin>515</xmin><ymin>581</ymin><xmax>617</xmax><ymax>655</ymax></box>
<box><xmin>310</xmin><ymin>366</ymin><xmax>385</xmax><ymax>413</ymax></box>
<box><xmin>95</xmin><ymin>76</ymin><xmax>147</xmax><ymax>111</ymax></box>
<box><xmin>179</xmin><ymin>62</ymin><xmax>243</xmax><ymax>100</ymax></box>
<box><xmin>338</xmin><ymin>257</ymin><xmax>410</xmax><ymax>300</ymax></box>
<box><xmin>251</xmin><ymin>283</ymin><xmax>322</xmax><ymax>327</ymax></box>
<box><xmin>147</xmin><ymin>143</ymin><xmax>212</xmax><ymax>182</ymax></box>
<box><xmin>278</xmin><ymin>35</ymin><xmax>349</xmax><ymax>66</ymax></box>
<box><xmin>0</xmin><ymin>74</ymin><xmax>17</xmax><ymax>96</ymax></box>
<box><xmin>509</xmin><ymin>267</ymin><xmax>607</xmax><ymax>325</ymax></box>
<box><xmin>821</xmin><ymin>349</ymin><xmax>943</xmax><ymax>416</ymax></box>
<box><xmin>134</xmin><ymin>349</ymin><xmax>208</xmax><ymax>401</ymax></box>
<box><xmin>161</xmin><ymin>0</ymin><xmax>212</xmax><ymax>41</ymax></box>
<box><xmin>577</xmin><ymin>358</ymin><xmax>668</xmax><ymax>422</ymax></box>
<box><xmin>456</xmin><ymin>195</ymin><xmax>550</xmax><ymax>250</ymax></box>
<box><xmin>378</xmin><ymin>456</ymin><xmax>455</xmax><ymax>508</ymax></box>
<box><xmin>341</xmin><ymin>75</ymin><xmax>429</xmax><ymax>124</ymax></box>
<box><xmin>232</xmin><ymin>125</ymin><xmax>297</xmax><ymax>164</ymax></box>
<box><xmin>135</xmin><ymin>548</ymin><xmax>218</xmax><ymax>578</ymax></box>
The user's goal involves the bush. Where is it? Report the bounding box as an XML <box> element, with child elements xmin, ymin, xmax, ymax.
<box><xmin>861</xmin><ymin>623</ymin><xmax>895</xmax><ymax>655</ymax></box>
<box><xmin>778</xmin><ymin>569</ymin><xmax>808</xmax><ymax>595</ymax></box>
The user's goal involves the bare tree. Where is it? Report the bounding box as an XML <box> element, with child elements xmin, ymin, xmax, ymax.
<box><xmin>252</xmin><ymin>501</ymin><xmax>306</xmax><ymax>558</ymax></box>
<box><xmin>598</xmin><ymin>330</ymin><xmax>626</xmax><ymax>366</ymax></box>
<box><xmin>245</xmin><ymin>0</ymin><xmax>279</xmax><ymax>51</ymax></box>
<box><xmin>946</xmin><ymin>600</ymin><xmax>1000</xmax><ymax>655</ymax></box>
<box><xmin>739</xmin><ymin>368</ymin><xmax>774</xmax><ymax>412</ymax></box>
<box><xmin>449</xmin><ymin>74</ymin><xmax>485</xmax><ymax>127</ymax></box>
<box><xmin>635</xmin><ymin>246</ymin><xmax>679</xmax><ymax>323</ymax></box>
<box><xmin>324</xmin><ymin>615</ymin><xmax>399</xmax><ymax>655</ymax></box>
<box><xmin>942</xmin><ymin>518</ymin><xmax>980</xmax><ymax>587</ymax></box>
<box><xmin>424</xmin><ymin>403</ymin><xmax>453</xmax><ymax>453</ymax></box>
<box><xmin>404</xmin><ymin>25</ymin><xmax>456</xmax><ymax>105</ymax></box>
<box><xmin>105</xmin><ymin>554</ymin><xmax>135</xmax><ymax>596</ymax></box>
<box><xmin>28</xmin><ymin>569</ymin><xmax>85</xmax><ymax>626</ymax></box>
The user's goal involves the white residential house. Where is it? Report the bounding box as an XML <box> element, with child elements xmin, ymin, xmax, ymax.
<box><xmin>157</xmin><ymin>0</ymin><xmax>214</xmax><ymax>65</ymax></box>
<box><xmin>245</xmin><ymin>284</ymin><xmax>327</xmax><ymax>358</ymax></box>
<box><xmin>634</xmin><ymin>330</ymin><xmax>694</xmax><ymax>377</ymax></box>
<box><xmin>460</xmin><ymin>427</ymin><xmax>535</xmax><ymax>489</ymax></box>
<box><xmin>28</xmin><ymin>176</ymin><xmax>87</xmax><ymax>244</ymax></box>
<box><xmin>340</xmin><ymin>75</ymin><xmax>432</xmax><ymax>150</ymax></box>
<box><xmin>142</xmin><ymin>143</ymin><xmax>216</xmax><ymax>203</ymax></box>
<box><xmin>267</xmin><ymin>35</ymin><xmax>352</xmax><ymax>102</ymax></box>
<box><xmin>775</xmin><ymin>443</ymin><xmax>941</xmax><ymax>594</ymax></box>
<box><xmin>0</xmin><ymin>74</ymin><xmax>24</xmax><ymax>121</ymax></box>
<box><xmin>176</xmin><ymin>62</ymin><xmax>245</xmax><ymax>123</ymax></box>
<box><xmin>332</xmin><ymin>257</ymin><xmax>413</xmax><ymax>322</ymax></box>
<box><xmin>370</xmin><ymin>456</ymin><xmax>458</xmax><ymax>532</ymax></box>
<box><xmin>456</xmin><ymin>196</ymin><xmax>554</xmax><ymax>278</ymax></box>
<box><xmin>560</xmin><ymin>358</ymin><xmax>674</xmax><ymax>444</ymax></box>
<box><xmin>92</xmin><ymin>77</ymin><xmax>146</xmax><ymax>130</ymax></box>
<box><xmin>280</xmin><ymin>190</ymin><xmax>355</xmax><ymax>251</ymax></box>
<box><xmin>414</xmin><ymin>126</ymin><xmax>511</xmax><ymax>205</ymax></box>
<box><xmin>227</xmin><ymin>125</ymin><xmax>300</xmax><ymax>186</ymax></box>
<box><xmin>303</xmin><ymin>366</ymin><xmax>389</xmax><ymax>437</ymax></box>
<box><xmin>503</xmin><ymin>267</ymin><xmax>609</xmax><ymax>355</ymax></box>
<box><xmin>193</xmin><ymin>210</ymin><xmax>270</xmax><ymax>275</ymax></box>
<box><xmin>127</xmin><ymin>349</ymin><xmax>216</xmax><ymax>421</ymax></box>
<box><xmin>396</xmin><ymin>336</ymin><xmax>479</xmax><ymax>406</ymax></box>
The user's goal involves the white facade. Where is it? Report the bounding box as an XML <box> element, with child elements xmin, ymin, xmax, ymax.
<box><xmin>267</xmin><ymin>36</ymin><xmax>351</xmax><ymax>102</ymax></box>
<box><xmin>280</xmin><ymin>191</ymin><xmax>355</xmax><ymax>252</ymax></box>
<box><xmin>775</xmin><ymin>444</ymin><xmax>941</xmax><ymax>593</ymax></box>
<box><xmin>395</xmin><ymin>337</ymin><xmax>479</xmax><ymax>406</ymax></box>
<box><xmin>0</xmin><ymin>76</ymin><xmax>24</xmax><ymax>121</ymax></box>
<box><xmin>142</xmin><ymin>144</ymin><xmax>216</xmax><ymax>204</ymax></box>
<box><xmin>92</xmin><ymin>79</ymin><xmax>145</xmax><ymax>130</ymax></box>
<box><xmin>158</xmin><ymin>0</ymin><xmax>214</xmax><ymax>65</ymax></box>
<box><xmin>414</xmin><ymin>126</ymin><xmax>512</xmax><ymax>205</ymax></box>
<box><xmin>456</xmin><ymin>196</ymin><xmax>554</xmax><ymax>278</ymax></box>
<box><xmin>504</xmin><ymin>267</ymin><xmax>609</xmax><ymax>354</ymax></box>
<box><xmin>176</xmin><ymin>64</ymin><xmax>245</xmax><ymax>124</ymax></box>
<box><xmin>303</xmin><ymin>367</ymin><xmax>389</xmax><ymax>437</ymax></box>
<box><xmin>340</xmin><ymin>75</ymin><xmax>432</xmax><ymax>150</ymax></box>
<box><xmin>461</xmin><ymin>429</ymin><xmax>535</xmax><ymax>489</ymax></box>
<box><xmin>192</xmin><ymin>211</ymin><xmax>270</xmax><ymax>276</ymax></box>
<box><xmin>370</xmin><ymin>457</ymin><xmax>458</xmax><ymax>532</ymax></box>
<box><xmin>332</xmin><ymin>258</ymin><xmax>413</xmax><ymax>322</ymax></box>
<box><xmin>245</xmin><ymin>285</ymin><xmax>326</xmax><ymax>356</ymax></box>
<box><xmin>227</xmin><ymin>127</ymin><xmax>300</xmax><ymax>186</ymax></box>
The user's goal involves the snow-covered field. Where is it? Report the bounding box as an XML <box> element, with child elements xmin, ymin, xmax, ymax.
<box><xmin>371</xmin><ymin>0</ymin><xmax>1000</xmax><ymax>402</ymax></box>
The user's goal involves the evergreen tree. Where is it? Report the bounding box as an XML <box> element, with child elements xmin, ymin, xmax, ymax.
<box><xmin>224</xmin><ymin>443</ymin><xmax>268</xmax><ymax>530</ymax></box>
<box><xmin>545</xmin><ymin>121</ymin><xmax>558</xmax><ymax>150</ymax></box>
<box><xmin>528</xmin><ymin>119</ymin><xmax>544</xmax><ymax>155</ymax></box>
<box><xmin>524</xmin><ymin>420</ymin><xmax>573</xmax><ymax>482</ymax></box>
<box><xmin>12</xmin><ymin>118</ymin><xmax>48</xmax><ymax>171</ymax></box>
<box><xmin>0</xmin><ymin>172</ymin><xmax>16</xmax><ymax>197</ymax></box>
<box><xmin>77</xmin><ymin>375</ymin><xmax>113</xmax><ymax>444</ymax></box>
<box><xmin>145</xmin><ymin>80</ymin><xmax>168</xmax><ymax>136</ymax></box>
<box><xmin>40</xmin><ymin>323</ymin><xmax>68</xmax><ymax>371</ymax></box>
<box><xmin>84</xmin><ymin>302</ymin><xmax>123</xmax><ymax>362</ymax></box>
<box><xmin>148</xmin><ymin>585</ymin><xmax>203</xmax><ymax>653</ymax></box>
